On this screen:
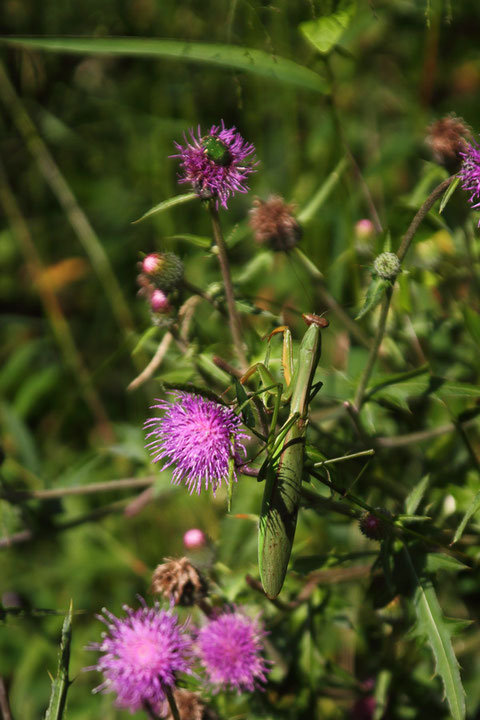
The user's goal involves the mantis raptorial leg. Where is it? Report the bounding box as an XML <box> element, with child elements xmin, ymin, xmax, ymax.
<box><xmin>241</xmin><ymin>313</ymin><xmax>329</xmax><ymax>599</ymax></box>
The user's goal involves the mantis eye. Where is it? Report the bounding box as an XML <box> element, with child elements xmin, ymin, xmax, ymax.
<box><xmin>302</xmin><ymin>313</ymin><xmax>329</xmax><ymax>329</ymax></box>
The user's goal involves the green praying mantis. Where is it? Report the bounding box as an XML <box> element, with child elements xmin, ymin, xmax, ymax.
<box><xmin>240</xmin><ymin>313</ymin><xmax>329</xmax><ymax>599</ymax></box>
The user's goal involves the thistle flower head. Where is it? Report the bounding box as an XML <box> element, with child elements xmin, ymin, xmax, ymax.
<box><xmin>85</xmin><ymin>599</ymin><xmax>192</xmax><ymax>713</ymax></box>
<box><xmin>145</xmin><ymin>391</ymin><xmax>248</xmax><ymax>495</ymax></box>
<box><xmin>172</xmin><ymin>121</ymin><xmax>256</xmax><ymax>209</ymax></box>
<box><xmin>249</xmin><ymin>195</ymin><xmax>302</xmax><ymax>251</ymax></box>
<box><xmin>359</xmin><ymin>509</ymin><xmax>391</xmax><ymax>541</ymax></box>
<box><xmin>150</xmin><ymin>288</ymin><xmax>171</xmax><ymax>313</ymax></box>
<box><xmin>427</xmin><ymin>115</ymin><xmax>470</xmax><ymax>167</ymax></box>
<box><xmin>197</xmin><ymin>608</ymin><xmax>270</xmax><ymax>693</ymax></box>
<box><xmin>459</xmin><ymin>140</ymin><xmax>480</xmax><ymax>224</ymax></box>
<box><xmin>151</xmin><ymin>557</ymin><xmax>208</xmax><ymax>607</ymax></box>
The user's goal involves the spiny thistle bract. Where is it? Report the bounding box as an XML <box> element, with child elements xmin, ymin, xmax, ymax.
<box><xmin>196</xmin><ymin>608</ymin><xmax>270</xmax><ymax>693</ymax></box>
<box><xmin>172</xmin><ymin>121</ymin><xmax>256</xmax><ymax>209</ymax></box>
<box><xmin>144</xmin><ymin>391</ymin><xmax>248</xmax><ymax>495</ymax></box>
<box><xmin>85</xmin><ymin>599</ymin><xmax>192</xmax><ymax>713</ymax></box>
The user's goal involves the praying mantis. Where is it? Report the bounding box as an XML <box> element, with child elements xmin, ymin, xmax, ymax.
<box><xmin>240</xmin><ymin>313</ymin><xmax>329</xmax><ymax>599</ymax></box>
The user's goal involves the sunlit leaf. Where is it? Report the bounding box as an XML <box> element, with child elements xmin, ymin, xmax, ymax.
<box><xmin>299</xmin><ymin>1</ymin><xmax>357</xmax><ymax>55</ymax></box>
<box><xmin>355</xmin><ymin>277</ymin><xmax>389</xmax><ymax>320</ymax></box>
<box><xmin>405</xmin><ymin>475</ymin><xmax>430</xmax><ymax>515</ymax></box>
<box><xmin>453</xmin><ymin>488</ymin><xmax>480</xmax><ymax>544</ymax></box>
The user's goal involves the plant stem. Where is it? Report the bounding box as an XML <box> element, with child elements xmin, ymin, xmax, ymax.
<box><xmin>143</xmin><ymin>700</ymin><xmax>161</xmax><ymax>720</ymax></box>
<box><xmin>354</xmin><ymin>175</ymin><xmax>455</xmax><ymax>411</ymax></box>
<box><xmin>163</xmin><ymin>685</ymin><xmax>181</xmax><ymax>720</ymax></box>
<box><xmin>313</xmin><ymin>448</ymin><xmax>375</xmax><ymax>468</ymax></box>
<box><xmin>209</xmin><ymin>204</ymin><xmax>248</xmax><ymax>370</ymax></box>
<box><xmin>353</xmin><ymin>286</ymin><xmax>393</xmax><ymax>410</ymax></box>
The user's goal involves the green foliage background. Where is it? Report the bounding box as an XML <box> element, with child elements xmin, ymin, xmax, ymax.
<box><xmin>1</xmin><ymin>0</ymin><xmax>480</xmax><ymax>718</ymax></box>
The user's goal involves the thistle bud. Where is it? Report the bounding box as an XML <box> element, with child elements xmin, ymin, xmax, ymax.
<box><xmin>354</xmin><ymin>218</ymin><xmax>375</xmax><ymax>240</ymax></box>
<box><xmin>140</xmin><ymin>251</ymin><xmax>184</xmax><ymax>293</ymax></box>
<box><xmin>183</xmin><ymin>528</ymin><xmax>207</xmax><ymax>550</ymax></box>
<box><xmin>151</xmin><ymin>557</ymin><xmax>208</xmax><ymax>606</ymax></box>
<box><xmin>359</xmin><ymin>509</ymin><xmax>391</xmax><ymax>541</ymax></box>
<box><xmin>249</xmin><ymin>195</ymin><xmax>302</xmax><ymax>252</ymax></box>
<box><xmin>373</xmin><ymin>252</ymin><xmax>400</xmax><ymax>280</ymax></box>
<box><xmin>150</xmin><ymin>288</ymin><xmax>171</xmax><ymax>314</ymax></box>
<box><xmin>426</xmin><ymin>115</ymin><xmax>471</xmax><ymax>170</ymax></box>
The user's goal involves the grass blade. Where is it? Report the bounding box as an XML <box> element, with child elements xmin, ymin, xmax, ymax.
<box><xmin>1</xmin><ymin>37</ymin><xmax>329</xmax><ymax>94</ymax></box>
<box><xmin>132</xmin><ymin>192</ymin><xmax>197</xmax><ymax>224</ymax></box>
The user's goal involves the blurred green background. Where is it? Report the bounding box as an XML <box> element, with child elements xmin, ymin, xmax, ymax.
<box><xmin>1</xmin><ymin>0</ymin><xmax>480</xmax><ymax>718</ymax></box>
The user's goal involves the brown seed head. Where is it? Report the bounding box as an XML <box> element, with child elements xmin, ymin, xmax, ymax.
<box><xmin>249</xmin><ymin>195</ymin><xmax>302</xmax><ymax>251</ymax></box>
<box><xmin>426</xmin><ymin>115</ymin><xmax>471</xmax><ymax>168</ymax></box>
<box><xmin>163</xmin><ymin>689</ymin><xmax>218</xmax><ymax>720</ymax></box>
<box><xmin>151</xmin><ymin>556</ymin><xmax>208</xmax><ymax>606</ymax></box>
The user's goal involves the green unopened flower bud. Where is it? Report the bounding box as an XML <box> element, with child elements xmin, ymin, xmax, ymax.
<box><xmin>373</xmin><ymin>252</ymin><xmax>400</xmax><ymax>280</ymax></box>
<box><xmin>359</xmin><ymin>509</ymin><xmax>392</xmax><ymax>541</ymax></box>
<box><xmin>202</xmin><ymin>136</ymin><xmax>232</xmax><ymax>167</ymax></box>
<box><xmin>141</xmin><ymin>252</ymin><xmax>184</xmax><ymax>293</ymax></box>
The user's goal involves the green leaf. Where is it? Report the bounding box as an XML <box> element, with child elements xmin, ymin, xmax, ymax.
<box><xmin>2</xmin><ymin>37</ymin><xmax>330</xmax><ymax>94</ymax></box>
<box><xmin>44</xmin><ymin>602</ymin><xmax>73</xmax><ymax>720</ymax></box>
<box><xmin>453</xmin><ymin>488</ymin><xmax>480</xmax><ymax>544</ymax></box>
<box><xmin>367</xmin><ymin>365</ymin><xmax>430</xmax><ymax>402</ymax></box>
<box><xmin>404</xmin><ymin>548</ymin><xmax>466</xmax><ymax>720</ymax></box>
<box><xmin>167</xmin><ymin>233</ymin><xmax>212</xmax><ymax>248</ymax></box>
<box><xmin>405</xmin><ymin>475</ymin><xmax>430</xmax><ymax>515</ymax></box>
<box><xmin>132</xmin><ymin>192</ymin><xmax>197</xmax><ymax>223</ymax></box>
<box><xmin>297</xmin><ymin>156</ymin><xmax>348</xmax><ymax>225</ymax></box>
<box><xmin>439</xmin><ymin>177</ymin><xmax>460</xmax><ymax>214</ymax></box>
<box><xmin>464</xmin><ymin>307</ymin><xmax>480</xmax><ymax>348</ymax></box>
<box><xmin>355</xmin><ymin>277</ymin><xmax>389</xmax><ymax>320</ymax></box>
<box><xmin>131</xmin><ymin>326</ymin><xmax>159</xmax><ymax>355</ymax></box>
<box><xmin>299</xmin><ymin>1</ymin><xmax>357</xmax><ymax>55</ymax></box>
<box><xmin>432</xmin><ymin>380</ymin><xmax>480</xmax><ymax>399</ymax></box>
<box><xmin>424</xmin><ymin>553</ymin><xmax>469</xmax><ymax>574</ymax></box>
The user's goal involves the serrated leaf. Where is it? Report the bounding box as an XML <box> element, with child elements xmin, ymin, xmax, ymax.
<box><xmin>424</xmin><ymin>553</ymin><xmax>469</xmax><ymax>573</ymax></box>
<box><xmin>367</xmin><ymin>366</ymin><xmax>430</xmax><ymax>402</ymax></box>
<box><xmin>404</xmin><ymin>548</ymin><xmax>466</xmax><ymax>720</ymax></box>
<box><xmin>132</xmin><ymin>192</ymin><xmax>197</xmax><ymax>223</ymax></box>
<box><xmin>439</xmin><ymin>177</ymin><xmax>460</xmax><ymax>214</ymax></box>
<box><xmin>44</xmin><ymin>602</ymin><xmax>73</xmax><ymax>720</ymax></box>
<box><xmin>453</xmin><ymin>488</ymin><xmax>480</xmax><ymax>544</ymax></box>
<box><xmin>433</xmin><ymin>380</ymin><xmax>480</xmax><ymax>399</ymax></box>
<box><xmin>2</xmin><ymin>37</ymin><xmax>329</xmax><ymax>94</ymax></box>
<box><xmin>299</xmin><ymin>1</ymin><xmax>356</xmax><ymax>55</ymax></box>
<box><xmin>355</xmin><ymin>277</ymin><xmax>389</xmax><ymax>320</ymax></box>
<box><xmin>405</xmin><ymin>475</ymin><xmax>430</xmax><ymax>515</ymax></box>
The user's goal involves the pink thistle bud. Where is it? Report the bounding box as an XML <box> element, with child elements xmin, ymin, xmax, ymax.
<box><xmin>183</xmin><ymin>528</ymin><xmax>207</xmax><ymax>550</ymax></box>
<box><xmin>142</xmin><ymin>253</ymin><xmax>162</xmax><ymax>274</ymax></box>
<box><xmin>354</xmin><ymin>219</ymin><xmax>374</xmax><ymax>240</ymax></box>
<box><xmin>150</xmin><ymin>289</ymin><xmax>171</xmax><ymax>313</ymax></box>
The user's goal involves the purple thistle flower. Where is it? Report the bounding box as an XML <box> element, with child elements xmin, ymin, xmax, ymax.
<box><xmin>196</xmin><ymin>608</ymin><xmax>271</xmax><ymax>693</ymax></box>
<box><xmin>145</xmin><ymin>391</ymin><xmax>248</xmax><ymax>495</ymax></box>
<box><xmin>459</xmin><ymin>140</ymin><xmax>480</xmax><ymax>224</ymax></box>
<box><xmin>85</xmin><ymin>599</ymin><xmax>192</xmax><ymax>713</ymax></box>
<box><xmin>172</xmin><ymin>121</ymin><xmax>256</xmax><ymax>209</ymax></box>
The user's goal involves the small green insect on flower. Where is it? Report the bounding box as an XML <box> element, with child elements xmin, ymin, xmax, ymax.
<box><xmin>202</xmin><ymin>136</ymin><xmax>232</xmax><ymax>167</ymax></box>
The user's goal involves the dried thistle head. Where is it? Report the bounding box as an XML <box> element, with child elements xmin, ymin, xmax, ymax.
<box><xmin>164</xmin><ymin>689</ymin><xmax>218</xmax><ymax>720</ymax></box>
<box><xmin>151</xmin><ymin>557</ymin><xmax>208</xmax><ymax>606</ymax></box>
<box><xmin>426</xmin><ymin>115</ymin><xmax>471</xmax><ymax>169</ymax></box>
<box><xmin>249</xmin><ymin>195</ymin><xmax>302</xmax><ymax>251</ymax></box>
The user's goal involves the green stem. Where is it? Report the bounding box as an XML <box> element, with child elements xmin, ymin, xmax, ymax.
<box><xmin>209</xmin><ymin>205</ymin><xmax>248</xmax><ymax>369</ymax></box>
<box><xmin>163</xmin><ymin>685</ymin><xmax>181</xmax><ymax>720</ymax></box>
<box><xmin>353</xmin><ymin>287</ymin><xmax>393</xmax><ymax>410</ymax></box>
<box><xmin>354</xmin><ymin>175</ymin><xmax>455</xmax><ymax>411</ymax></box>
<box><xmin>313</xmin><ymin>448</ymin><xmax>375</xmax><ymax>467</ymax></box>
